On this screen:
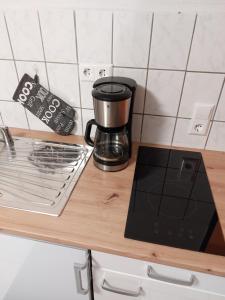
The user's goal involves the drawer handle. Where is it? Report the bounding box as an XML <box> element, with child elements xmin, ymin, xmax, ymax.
<box><xmin>102</xmin><ymin>279</ymin><xmax>142</xmax><ymax>297</ymax></box>
<box><xmin>147</xmin><ymin>266</ymin><xmax>196</xmax><ymax>286</ymax></box>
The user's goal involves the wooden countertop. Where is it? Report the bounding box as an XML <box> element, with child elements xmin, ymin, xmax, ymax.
<box><xmin>0</xmin><ymin>128</ymin><xmax>225</xmax><ymax>277</ymax></box>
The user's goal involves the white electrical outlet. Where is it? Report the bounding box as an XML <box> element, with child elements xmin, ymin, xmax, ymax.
<box><xmin>189</xmin><ymin>119</ymin><xmax>210</xmax><ymax>135</ymax></box>
<box><xmin>94</xmin><ymin>64</ymin><xmax>113</xmax><ymax>80</ymax></box>
<box><xmin>189</xmin><ymin>103</ymin><xmax>214</xmax><ymax>136</ymax></box>
<box><xmin>79</xmin><ymin>64</ymin><xmax>95</xmax><ymax>81</ymax></box>
<box><xmin>79</xmin><ymin>64</ymin><xmax>113</xmax><ymax>82</ymax></box>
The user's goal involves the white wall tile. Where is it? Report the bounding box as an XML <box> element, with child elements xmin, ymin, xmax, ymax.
<box><xmin>132</xmin><ymin>114</ymin><xmax>142</xmax><ymax>142</ymax></box>
<box><xmin>0</xmin><ymin>60</ymin><xmax>18</xmax><ymax>100</ymax></box>
<box><xmin>206</xmin><ymin>122</ymin><xmax>225</xmax><ymax>151</ymax></box>
<box><xmin>141</xmin><ymin>115</ymin><xmax>175</xmax><ymax>145</ymax></box>
<box><xmin>113</xmin><ymin>67</ymin><xmax>147</xmax><ymax>113</ymax></box>
<box><xmin>172</xmin><ymin>118</ymin><xmax>208</xmax><ymax>149</ymax></box>
<box><xmin>16</xmin><ymin>61</ymin><xmax>49</xmax><ymax>89</ymax></box>
<box><xmin>5</xmin><ymin>10</ymin><xmax>44</xmax><ymax>61</ymax></box>
<box><xmin>145</xmin><ymin>70</ymin><xmax>184</xmax><ymax>116</ymax></box>
<box><xmin>82</xmin><ymin>109</ymin><xmax>95</xmax><ymax>138</ymax></box>
<box><xmin>150</xmin><ymin>12</ymin><xmax>195</xmax><ymax>69</ymax></box>
<box><xmin>26</xmin><ymin>110</ymin><xmax>53</xmax><ymax>132</ymax></box>
<box><xmin>72</xmin><ymin>108</ymin><xmax>83</xmax><ymax>136</ymax></box>
<box><xmin>47</xmin><ymin>63</ymin><xmax>80</xmax><ymax>107</ymax></box>
<box><xmin>39</xmin><ymin>9</ymin><xmax>77</xmax><ymax>63</ymax></box>
<box><xmin>0</xmin><ymin>13</ymin><xmax>12</xmax><ymax>59</ymax></box>
<box><xmin>0</xmin><ymin>101</ymin><xmax>28</xmax><ymax>129</ymax></box>
<box><xmin>80</xmin><ymin>81</ymin><xmax>93</xmax><ymax>109</ymax></box>
<box><xmin>178</xmin><ymin>72</ymin><xmax>224</xmax><ymax>118</ymax></box>
<box><xmin>76</xmin><ymin>10</ymin><xmax>112</xmax><ymax>64</ymax></box>
<box><xmin>214</xmin><ymin>83</ymin><xmax>225</xmax><ymax>121</ymax></box>
<box><xmin>113</xmin><ymin>12</ymin><xmax>152</xmax><ymax>68</ymax></box>
<box><xmin>188</xmin><ymin>13</ymin><xmax>225</xmax><ymax>72</ymax></box>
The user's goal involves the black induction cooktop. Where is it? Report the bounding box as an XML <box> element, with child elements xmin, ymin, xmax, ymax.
<box><xmin>125</xmin><ymin>146</ymin><xmax>225</xmax><ymax>256</ymax></box>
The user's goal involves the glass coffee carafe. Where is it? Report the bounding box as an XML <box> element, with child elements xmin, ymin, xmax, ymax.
<box><xmin>85</xmin><ymin>120</ymin><xmax>129</xmax><ymax>171</ymax></box>
<box><xmin>94</xmin><ymin>127</ymin><xmax>129</xmax><ymax>170</ymax></box>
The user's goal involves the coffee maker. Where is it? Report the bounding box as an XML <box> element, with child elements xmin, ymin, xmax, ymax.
<box><xmin>84</xmin><ymin>77</ymin><xmax>137</xmax><ymax>171</ymax></box>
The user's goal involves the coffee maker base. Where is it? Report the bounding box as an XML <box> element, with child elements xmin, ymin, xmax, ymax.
<box><xmin>94</xmin><ymin>160</ymin><xmax>129</xmax><ymax>172</ymax></box>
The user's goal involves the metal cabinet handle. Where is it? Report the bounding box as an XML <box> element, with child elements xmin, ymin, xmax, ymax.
<box><xmin>74</xmin><ymin>253</ymin><xmax>90</xmax><ymax>295</ymax></box>
<box><xmin>147</xmin><ymin>266</ymin><xmax>196</xmax><ymax>287</ymax></box>
<box><xmin>101</xmin><ymin>279</ymin><xmax>142</xmax><ymax>297</ymax></box>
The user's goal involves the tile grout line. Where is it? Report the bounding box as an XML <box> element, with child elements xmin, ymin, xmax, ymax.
<box><xmin>4</xmin><ymin>15</ymin><xmax>19</xmax><ymax>81</ymax></box>
<box><xmin>114</xmin><ymin>65</ymin><xmax>185</xmax><ymax>71</ymax></box>
<box><xmin>1</xmin><ymin>94</ymin><xmax>225</xmax><ymax>121</ymax></box>
<box><xmin>0</xmin><ymin>58</ymin><xmax>80</xmax><ymax>65</ymax></box>
<box><xmin>0</xmin><ymin>98</ymin><xmax>195</xmax><ymax>121</ymax></box>
<box><xmin>204</xmin><ymin>76</ymin><xmax>225</xmax><ymax>149</ymax></box>
<box><xmin>211</xmin><ymin>119</ymin><xmax>225</xmax><ymax>124</ymax></box>
<box><xmin>73</xmin><ymin>10</ymin><xmax>84</xmax><ymax>135</ymax></box>
<box><xmin>3</xmin><ymin>12</ymin><xmax>31</xmax><ymax>130</ymax></box>
<box><xmin>186</xmin><ymin>69</ymin><xmax>225</xmax><ymax>75</ymax></box>
<box><xmin>0</xmin><ymin>57</ymin><xmax>224</xmax><ymax>75</ymax></box>
<box><xmin>32</xmin><ymin>10</ymin><xmax>49</xmax><ymax>132</ymax></box>
<box><xmin>170</xmin><ymin>71</ymin><xmax>187</xmax><ymax>145</ymax></box>
<box><xmin>203</xmin><ymin>121</ymin><xmax>213</xmax><ymax>150</ymax></box>
<box><xmin>2</xmin><ymin>96</ymin><xmax>225</xmax><ymax>123</ymax></box>
<box><xmin>37</xmin><ymin>10</ymin><xmax>50</xmax><ymax>91</ymax></box>
<box><xmin>142</xmin><ymin>114</ymin><xmax>187</xmax><ymax>119</ymax></box>
<box><xmin>140</xmin><ymin>12</ymin><xmax>154</xmax><ymax>143</ymax></box>
<box><xmin>80</xmin><ymin>107</ymin><xmax>94</xmax><ymax>111</ymax></box>
<box><xmin>171</xmin><ymin>13</ymin><xmax>198</xmax><ymax>146</ymax></box>
<box><xmin>41</xmin><ymin>61</ymin><xmax>78</xmax><ymax>65</ymax></box>
<box><xmin>114</xmin><ymin>65</ymin><xmax>225</xmax><ymax>75</ymax></box>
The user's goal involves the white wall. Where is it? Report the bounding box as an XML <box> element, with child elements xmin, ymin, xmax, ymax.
<box><xmin>0</xmin><ymin>4</ymin><xmax>225</xmax><ymax>151</ymax></box>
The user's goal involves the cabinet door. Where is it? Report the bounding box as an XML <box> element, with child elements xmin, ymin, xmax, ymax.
<box><xmin>0</xmin><ymin>234</ymin><xmax>91</xmax><ymax>300</ymax></box>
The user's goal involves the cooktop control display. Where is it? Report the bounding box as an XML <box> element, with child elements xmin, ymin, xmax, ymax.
<box><xmin>125</xmin><ymin>146</ymin><xmax>225</xmax><ymax>255</ymax></box>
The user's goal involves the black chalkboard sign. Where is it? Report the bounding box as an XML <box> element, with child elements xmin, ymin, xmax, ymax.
<box><xmin>13</xmin><ymin>73</ymin><xmax>76</xmax><ymax>135</ymax></box>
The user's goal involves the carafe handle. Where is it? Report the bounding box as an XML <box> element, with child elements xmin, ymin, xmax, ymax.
<box><xmin>84</xmin><ymin>119</ymin><xmax>96</xmax><ymax>147</ymax></box>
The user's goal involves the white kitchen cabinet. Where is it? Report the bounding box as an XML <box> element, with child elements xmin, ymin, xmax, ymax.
<box><xmin>92</xmin><ymin>251</ymin><xmax>225</xmax><ymax>300</ymax></box>
<box><xmin>0</xmin><ymin>233</ymin><xmax>92</xmax><ymax>300</ymax></box>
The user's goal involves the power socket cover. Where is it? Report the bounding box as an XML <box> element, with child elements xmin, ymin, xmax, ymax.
<box><xmin>189</xmin><ymin>103</ymin><xmax>214</xmax><ymax>136</ymax></box>
<box><xmin>79</xmin><ymin>65</ymin><xmax>95</xmax><ymax>81</ymax></box>
<box><xmin>79</xmin><ymin>64</ymin><xmax>113</xmax><ymax>82</ymax></box>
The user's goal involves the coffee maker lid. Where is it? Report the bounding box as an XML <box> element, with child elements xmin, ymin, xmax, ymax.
<box><xmin>92</xmin><ymin>83</ymin><xmax>132</xmax><ymax>102</ymax></box>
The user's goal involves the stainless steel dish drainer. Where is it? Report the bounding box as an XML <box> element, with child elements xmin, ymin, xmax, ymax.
<box><xmin>0</xmin><ymin>127</ymin><xmax>92</xmax><ymax>216</ymax></box>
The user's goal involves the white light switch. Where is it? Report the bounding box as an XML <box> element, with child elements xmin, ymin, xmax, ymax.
<box><xmin>189</xmin><ymin>103</ymin><xmax>215</xmax><ymax>135</ymax></box>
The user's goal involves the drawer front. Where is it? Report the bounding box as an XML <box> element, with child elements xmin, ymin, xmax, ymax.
<box><xmin>93</xmin><ymin>268</ymin><xmax>222</xmax><ymax>300</ymax></box>
<box><xmin>92</xmin><ymin>251</ymin><xmax>225</xmax><ymax>296</ymax></box>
